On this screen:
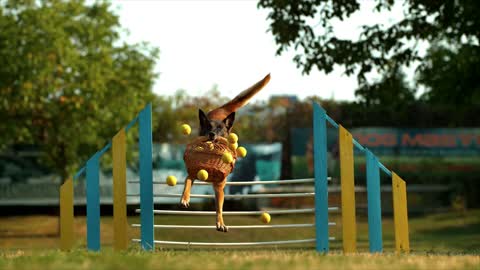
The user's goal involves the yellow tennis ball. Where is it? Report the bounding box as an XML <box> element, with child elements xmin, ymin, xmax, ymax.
<box><xmin>260</xmin><ymin>212</ymin><xmax>271</xmax><ymax>224</ymax></box>
<box><xmin>222</xmin><ymin>152</ymin><xmax>234</xmax><ymax>164</ymax></box>
<box><xmin>180</xmin><ymin>124</ymin><xmax>191</xmax><ymax>135</ymax></box>
<box><xmin>197</xmin><ymin>169</ymin><xmax>208</xmax><ymax>181</ymax></box>
<box><xmin>166</xmin><ymin>175</ymin><xmax>177</xmax><ymax>186</ymax></box>
<box><xmin>236</xmin><ymin>146</ymin><xmax>247</xmax><ymax>158</ymax></box>
<box><xmin>206</xmin><ymin>141</ymin><xmax>214</xmax><ymax>150</ymax></box>
<box><xmin>228</xmin><ymin>133</ymin><xmax>238</xmax><ymax>144</ymax></box>
<box><xmin>229</xmin><ymin>142</ymin><xmax>238</xmax><ymax>151</ymax></box>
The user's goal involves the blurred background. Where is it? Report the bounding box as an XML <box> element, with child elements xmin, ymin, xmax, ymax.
<box><xmin>0</xmin><ymin>0</ymin><xmax>479</xmax><ymax>251</ymax></box>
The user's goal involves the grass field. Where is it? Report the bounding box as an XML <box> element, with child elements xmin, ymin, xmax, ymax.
<box><xmin>1</xmin><ymin>210</ymin><xmax>479</xmax><ymax>269</ymax></box>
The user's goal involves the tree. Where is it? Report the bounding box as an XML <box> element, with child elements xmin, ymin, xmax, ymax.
<box><xmin>419</xmin><ymin>44</ymin><xmax>480</xmax><ymax>107</ymax></box>
<box><xmin>356</xmin><ymin>69</ymin><xmax>414</xmax><ymax>107</ymax></box>
<box><xmin>0</xmin><ymin>0</ymin><xmax>159</xmax><ymax>181</ymax></box>
<box><xmin>258</xmin><ymin>0</ymin><xmax>480</xmax><ymax>101</ymax></box>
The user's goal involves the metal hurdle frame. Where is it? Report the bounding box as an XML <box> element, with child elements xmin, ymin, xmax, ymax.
<box><xmin>60</xmin><ymin>102</ymin><xmax>410</xmax><ymax>254</ymax></box>
<box><xmin>129</xmin><ymin>178</ymin><xmax>338</xmax><ymax>247</ymax></box>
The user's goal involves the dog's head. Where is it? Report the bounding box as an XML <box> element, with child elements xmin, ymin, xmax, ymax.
<box><xmin>198</xmin><ymin>109</ymin><xmax>235</xmax><ymax>141</ymax></box>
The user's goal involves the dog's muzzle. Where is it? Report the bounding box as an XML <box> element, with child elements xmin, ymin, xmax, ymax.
<box><xmin>208</xmin><ymin>132</ymin><xmax>216</xmax><ymax>141</ymax></box>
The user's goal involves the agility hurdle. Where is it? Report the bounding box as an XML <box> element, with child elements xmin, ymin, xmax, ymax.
<box><xmin>313</xmin><ymin>103</ymin><xmax>409</xmax><ymax>253</ymax></box>
<box><xmin>60</xmin><ymin>102</ymin><xmax>409</xmax><ymax>253</ymax></box>
<box><xmin>60</xmin><ymin>104</ymin><xmax>154</xmax><ymax>251</ymax></box>
<box><xmin>129</xmin><ymin>177</ymin><xmax>338</xmax><ymax>247</ymax></box>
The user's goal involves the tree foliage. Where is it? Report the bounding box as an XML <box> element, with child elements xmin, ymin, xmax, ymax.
<box><xmin>419</xmin><ymin>44</ymin><xmax>480</xmax><ymax>106</ymax></box>
<box><xmin>258</xmin><ymin>0</ymin><xmax>480</xmax><ymax>102</ymax></box>
<box><xmin>356</xmin><ymin>69</ymin><xmax>415</xmax><ymax>107</ymax></box>
<box><xmin>0</xmin><ymin>0</ymin><xmax>159</xmax><ymax>179</ymax></box>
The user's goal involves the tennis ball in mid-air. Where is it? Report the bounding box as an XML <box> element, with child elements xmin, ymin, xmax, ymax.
<box><xmin>197</xmin><ymin>169</ymin><xmax>209</xmax><ymax>181</ymax></box>
<box><xmin>166</xmin><ymin>175</ymin><xmax>177</xmax><ymax>186</ymax></box>
<box><xmin>228</xmin><ymin>133</ymin><xmax>238</xmax><ymax>144</ymax></box>
<box><xmin>260</xmin><ymin>212</ymin><xmax>271</xmax><ymax>224</ymax></box>
<box><xmin>222</xmin><ymin>152</ymin><xmax>234</xmax><ymax>164</ymax></box>
<box><xmin>229</xmin><ymin>142</ymin><xmax>238</xmax><ymax>151</ymax></box>
<box><xmin>236</xmin><ymin>146</ymin><xmax>247</xmax><ymax>158</ymax></box>
<box><xmin>180</xmin><ymin>124</ymin><xmax>191</xmax><ymax>135</ymax></box>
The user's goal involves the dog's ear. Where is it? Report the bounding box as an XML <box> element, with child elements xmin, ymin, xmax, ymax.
<box><xmin>199</xmin><ymin>109</ymin><xmax>210</xmax><ymax>129</ymax></box>
<box><xmin>223</xmin><ymin>112</ymin><xmax>235</xmax><ymax>133</ymax></box>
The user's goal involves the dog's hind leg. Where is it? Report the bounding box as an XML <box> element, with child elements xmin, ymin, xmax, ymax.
<box><xmin>180</xmin><ymin>176</ymin><xmax>194</xmax><ymax>208</ymax></box>
<box><xmin>213</xmin><ymin>180</ymin><xmax>228</xmax><ymax>232</ymax></box>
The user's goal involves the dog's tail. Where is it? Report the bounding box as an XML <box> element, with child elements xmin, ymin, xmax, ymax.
<box><xmin>207</xmin><ymin>73</ymin><xmax>271</xmax><ymax>120</ymax></box>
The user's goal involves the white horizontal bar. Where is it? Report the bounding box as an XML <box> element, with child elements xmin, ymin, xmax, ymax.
<box><xmin>131</xmin><ymin>238</ymin><xmax>335</xmax><ymax>246</ymax></box>
<box><xmin>127</xmin><ymin>193</ymin><xmax>315</xmax><ymax>199</ymax></box>
<box><xmin>135</xmin><ymin>207</ymin><xmax>339</xmax><ymax>215</ymax></box>
<box><xmin>131</xmin><ymin>223</ymin><xmax>336</xmax><ymax>229</ymax></box>
<box><xmin>128</xmin><ymin>178</ymin><xmax>331</xmax><ymax>185</ymax></box>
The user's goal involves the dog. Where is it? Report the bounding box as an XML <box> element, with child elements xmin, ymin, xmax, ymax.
<box><xmin>180</xmin><ymin>73</ymin><xmax>270</xmax><ymax>232</ymax></box>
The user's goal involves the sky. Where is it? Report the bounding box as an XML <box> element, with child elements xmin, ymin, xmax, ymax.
<box><xmin>111</xmin><ymin>0</ymin><xmax>405</xmax><ymax>102</ymax></box>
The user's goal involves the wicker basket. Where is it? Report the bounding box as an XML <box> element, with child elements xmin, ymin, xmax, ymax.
<box><xmin>183</xmin><ymin>136</ymin><xmax>237</xmax><ymax>183</ymax></box>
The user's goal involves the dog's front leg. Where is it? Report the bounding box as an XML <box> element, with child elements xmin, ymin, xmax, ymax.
<box><xmin>180</xmin><ymin>176</ymin><xmax>194</xmax><ymax>208</ymax></box>
<box><xmin>213</xmin><ymin>180</ymin><xmax>227</xmax><ymax>232</ymax></box>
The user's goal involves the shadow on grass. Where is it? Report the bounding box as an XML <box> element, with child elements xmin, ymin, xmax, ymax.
<box><xmin>414</xmin><ymin>222</ymin><xmax>480</xmax><ymax>253</ymax></box>
<box><xmin>0</xmin><ymin>232</ymin><xmax>58</xmax><ymax>239</ymax></box>
<box><xmin>152</xmin><ymin>246</ymin><xmax>318</xmax><ymax>252</ymax></box>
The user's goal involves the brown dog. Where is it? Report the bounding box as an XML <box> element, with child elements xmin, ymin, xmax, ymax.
<box><xmin>180</xmin><ymin>74</ymin><xmax>270</xmax><ymax>232</ymax></box>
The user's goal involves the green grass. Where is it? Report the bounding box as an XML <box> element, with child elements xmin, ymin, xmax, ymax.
<box><xmin>0</xmin><ymin>210</ymin><xmax>479</xmax><ymax>269</ymax></box>
<box><xmin>1</xmin><ymin>250</ymin><xmax>479</xmax><ymax>270</ymax></box>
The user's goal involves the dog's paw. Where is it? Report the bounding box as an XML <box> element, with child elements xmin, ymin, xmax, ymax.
<box><xmin>216</xmin><ymin>222</ymin><xmax>228</xmax><ymax>233</ymax></box>
<box><xmin>180</xmin><ymin>198</ymin><xmax>190</xmax><ymax>208</ymax></box>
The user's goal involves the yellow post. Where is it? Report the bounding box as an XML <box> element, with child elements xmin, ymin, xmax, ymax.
<box><xmin>339</xmin><ymin>125</ymin><xmax>357</xmax><ymax>253</ymax></box>
<box><xmin>392</xmin><ymin>172</ymin><xmax>410</xmax><ymax>253</ymax></box>
<box><xmin>60</xmin><ymin>178</ymin><xmax>74</xmax><ymax>251</ymax></box>
<box><xmin>113</xmin><ymin>128</ymin><xmax>128</xmax><ymax>250</ymax></box>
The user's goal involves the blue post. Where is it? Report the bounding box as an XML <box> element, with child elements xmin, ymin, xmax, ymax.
<box><xmin>86</xmin><ymin>152</ymin><xmax>101</xmax><ymax>251</ymax></box>
<box><xmin>139</xmin><ymin>103</ymin><xmax>154</xmax><ymax>251</ymax></box>
<box><xmin>366</xmin><ymin>149</ymin><xmax>383</xmax><ymax>253</ymax></box>
<box><xmin>313</xmin><ymin>102</ymin><xmax>329</xmax><ymax>253</ymax></box>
